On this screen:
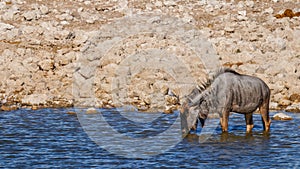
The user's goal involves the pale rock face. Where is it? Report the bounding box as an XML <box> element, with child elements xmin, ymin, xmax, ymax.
<box><xmin>0</xmin><ymin>0</ymin><xmax>299</xmax><ymax>112</ymax></box>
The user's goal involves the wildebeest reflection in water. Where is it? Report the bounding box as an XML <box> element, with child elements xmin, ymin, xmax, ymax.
<box><xmin>181</xmin><ymin>68</ymin><xmax>271</xmax><ymax>137</ymax></box>
<box><xmin>184</xmin><ymin>132</ymin><xmax>270</xmax><ymax>143</ymax></box>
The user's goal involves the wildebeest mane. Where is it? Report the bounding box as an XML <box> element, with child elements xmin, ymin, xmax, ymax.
<box><xmin>186</xmin><ymin>68</ymin><xmax>240</xmax><ymax>106</ymax></box>
<box><xmin>197</xmin><ymin>68</ymin><xmax>240</xmax><ymax>91</ymax></box>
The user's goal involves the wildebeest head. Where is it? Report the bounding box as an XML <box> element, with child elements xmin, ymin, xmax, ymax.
<box><xmin>180</xmin><ymin>96</ymin><xmax>209</xmax><ymax>137</ymax></box>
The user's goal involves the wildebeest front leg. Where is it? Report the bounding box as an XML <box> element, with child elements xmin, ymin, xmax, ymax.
<box><xmin>245</xmin><ymin>113</ymin><xmax>254</xmax><ymax>133</ymax></box>
<box><xmin>220</xmin><ymin>110</ymin><xmax>230</xmax><ymax>132</ymax></box>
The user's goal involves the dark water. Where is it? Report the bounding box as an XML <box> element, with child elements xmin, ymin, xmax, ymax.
<box><xmin>0</xmin><ymin>108</ymin><xmax>299</xmax><ymax>168</ymax></box>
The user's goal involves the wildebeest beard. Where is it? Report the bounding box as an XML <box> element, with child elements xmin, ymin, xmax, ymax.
<box><xmin>181</xmin><ymin>88</ymin><xmax>215</xmax><ymax>136</ymax></box>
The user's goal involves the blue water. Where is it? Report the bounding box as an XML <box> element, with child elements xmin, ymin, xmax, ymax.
<box><xmin>0</xmin><ymin>108</ymin><xmax>299</xmax><ymax>168</ymax></box>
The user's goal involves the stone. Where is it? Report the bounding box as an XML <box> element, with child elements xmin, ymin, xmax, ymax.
<box><xmin>23</xmin><ymin>11</ymin><xmax>38</xmax><ymax>21</ymax></box>
<box><xmin>2</xmin><ymin>5</ymin><xmax>20</xmax><ymax>21</ymax></box>
<box><xmin>80</xmin><ymin>12</ymin><xmax>98</xmax><ymax>24</ymax></box>
<box><xmin>21</xmin><ymin>25</ymin><xmax>37</xmax><ymax>34</ymax></box>
<box><xmin>289</xmin><ymin>94</ymin><xmax>300</xmax><ymax>102</ymax></box>
<box><xmin>155</xmin><ymin>1</ymin><xmax>163</xmax><ymax>7</ymax></box>
<box><xmin>39</xmin><ymin>5</ymin><xmax>49</xmax><ymax>15</ymax></box>
<box><xmin>73</xmin><ymin>31</ymin><xmax>89</xmax><ymax>46</ymax></box>
<box><xmin>279</xmin><ymin>99</ymin><xmax>292</xmax><ymax>107</ymax></box>
<box><xmin>163</xmin><ymin>0</ymin><xmax>176</xmax><ymax>6</ymax></box>
<box><xmin>60</xmin><ymin>21</ymin><xmax>69</xmax><ymax>25</ymax></box>
<box><xmin>86</xmin><ymin>108</ymin><xmax>97</xmax><ymax>114</ymax></box>
<box><xmin>0</xmin><ymin>1</ymin><xmax>5</xmax><ymax>9</ymax></box>
<box><xmin>0</xmin><ymin>23</ymin><xmax>14</xmax><ymax>32</ymax></box>
<box><xmin>272</xmin><ymin>112</ymin><xmax>293</xmax><ymax>121</ymax></box>
<box><xmin>205</xmin><ymin>5</ymin><xmax>214</xmax><ymax>12</ymax></box>
<box><xmin>286</xmin><ymin>103</ymin><xmax>300</xmax><ymax>113</ymax></box>
<box><xmin>53</xmin><ymin>30</ymin><xmax>71</xmax><ymax>40</ymax></box>
<box><xmin>38</xmin><ymin>59</ymin><xmax>54</xmax><ymax>71</ymax></box>
<box><xmin>237</xmin><ymin>1</ymin><xmax>244</xmax><ymax>8</ymax></box>
<box><xmin>238</xmin><ymin>10</ymin><xmax>247</xmax><ymax>16</ymax></box>
<box><xmin>31</xmin><ymin>105</ymin><xmax>39</xmax><ymax>110</ymax></box>
<box><xmin>224</xmin><ymin>26</ymin><xmax>234</xmax><ymax>33</ymax></box>
<box><xmin>9</xmin><ymin>60</ymin><xmax>28</xmax><ymax>75</ymax></box>
<box><xmin>21</xmin><ymin>94</ymin><xmax>49</xmax><ymax>105</ymax></box>
<box><xmin>165</xmin><ymin>95</ymin><xmax>179</xmax><ymax>105</ymax></box>
<box><xmin>84</xmin><ymin>1</ymin><xmax>91</xmax><ymax>5</ymax></box>
<box><xmin>57</xmin><ymin>51</ymin><xmax>77</xmax><ymax>65</ymax></box>
<box><xmin>269</xmin><ymin>102</ymin><xmax>279</xmax><ymax>110</ymax></box>
<box><xmin>274</xmin><ymin>37</ymin><xmax>286</xmax><ymax>51</ymax></box>
<box><xmin>245</xmin><ymin>1</ymin><xmax>255</xmax><ymax>8</ymax></box>
<box><xmin>1</xmin><ymin>105</ymin><xmax>18</xmax><ymax>111</ymax></box>
<box><xmin>145</xmin><ymin>3</ymin><xmax>153</xmax><ymax>11</ymax></box>
<box><xmin>77</xmin><ymin>7</ymin><xmax>84</xmax><ymax>12</ymax></box>
<box><xmin>164</xmin><ymin>105</ymin><xmax>177</xmax><ymax>114</ymax></box>
<box><xmin>182</xmin><ymin>14</ymin><xmax>194</xmax><ymax>23</ymax></box>
<box><xmin>264</xmin><ymin>7</ymin><xmax>274</xmax><ymax>14</ymax></box>
<box><xmin>67</xmin><ymin>111</ymin><xmax>77</xmax><ymax>115</ymax></box>
<box><xmin>256</xmin><ymin>67</ymin><xmax>265</xmax><ymax>74</ymax></box>
<box><xmin>237</xmin><ymin>15</ymin><xmax>248</xmax><ymax>21</ymax></box>
<box><xmin>5</xmin><ymin>28</ymin><xmax>21</xmax><ymax>41</ymax></box>
<box><xmin>56</xmin><ymin>13</ymin><xmax>73</xmax><ymax>21</ymax></box>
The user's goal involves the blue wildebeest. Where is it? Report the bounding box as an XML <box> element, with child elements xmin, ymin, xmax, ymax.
<box><xmin>180</xmin><ymin>68</ymin><xmax>271</xmax><ymax>136</ymax></box>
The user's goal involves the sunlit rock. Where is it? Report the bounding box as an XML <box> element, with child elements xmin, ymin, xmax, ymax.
<box><xmin>272</xmin><ymin>112</ymin><xmax>293</xmax><ymax>121</ymax></box>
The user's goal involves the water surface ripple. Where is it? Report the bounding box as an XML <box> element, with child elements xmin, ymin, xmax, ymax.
<box><xmin>0</xmin><ymin>109</ymin><xmax>299</xmax><ymax>168</ymax></box>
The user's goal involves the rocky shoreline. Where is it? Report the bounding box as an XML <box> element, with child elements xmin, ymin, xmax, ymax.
<box><xmin>0</xmin><ymin>0</ymin><xmax>299</xmax><ymax>112</ymax></box>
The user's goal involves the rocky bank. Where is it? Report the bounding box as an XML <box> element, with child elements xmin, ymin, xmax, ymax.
<box><xmin>0</xmin><ymin>0</ymin><xmax>299</xmax><ymax>112</ymax></box>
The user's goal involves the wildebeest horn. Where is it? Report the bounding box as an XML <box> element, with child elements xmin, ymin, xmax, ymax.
<box><xmin>189</xmin><ymin>94</ymin><xmax>204</xmax><ymax>107</ymax></box>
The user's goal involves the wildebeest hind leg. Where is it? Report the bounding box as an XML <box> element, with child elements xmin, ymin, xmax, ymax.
<box><xmin>220</xmin><ymin>110</ymin><xmax>229</xmax><ymax>132</ymax></box>
<box><xmin>259</xmin><ymin>101</ymin><xmax>271</xmax><ymax>132</ymax></box>
<box><xmin>244</xmin><ymin>113</ymin><xmax>254</xmax><ymax>133</ymax></box>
